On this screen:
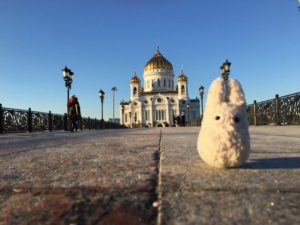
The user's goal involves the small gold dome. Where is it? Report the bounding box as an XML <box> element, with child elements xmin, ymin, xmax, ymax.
<box><xmin>130</xmin><ymin>73</ymin><xmax>141</xmax><ymax>84</ymax></box>
<box><xmin>177</xmin><ymin>70</ymin><xmax>188</xmax><ymax>82</ymax></box>
<box><xmin>144</xmin><ymin>47</ymin><xmax>173</xmax><ymax>71</ymax></box>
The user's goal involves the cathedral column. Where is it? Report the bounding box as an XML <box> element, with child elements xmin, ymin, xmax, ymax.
<box><xmin>166</xmin><ymin>102</ymin><xmax>170</xmax><ymax>125</ymax></box>
<box><xmin>151</xmin><ymin>103</ymin><xmax>155</xmax><ymax>127</ymax></box>
<box><xmin>138</xmin><ymin>103</ymin><xmax>142</xmax><ymax>127</ymax></box>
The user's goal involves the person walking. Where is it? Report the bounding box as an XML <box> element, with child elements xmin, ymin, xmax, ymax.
<box><xmin>67</xmin><ymin>95</ymin><xmax>81</xmax><ymax>132</ymax></box>
<box><xmin>181</xmin><ymin>112</ymin><xmax>186</xmax><ymax>127</ymax></box>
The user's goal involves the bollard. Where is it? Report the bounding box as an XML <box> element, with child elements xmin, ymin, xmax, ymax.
<box><xmin>0</xmin><ymin>104</ymin><xmax>3</xmax><ymax>133</ymax></box>
<box><xmin>28</xmin><ymin>108</ymin><xmax>32</xmax><ymax>132</ymax></box>
<box><xmin>48</xmin><ymin>111</ymin><xmax>53</xmax><ymax>132</ymax></box>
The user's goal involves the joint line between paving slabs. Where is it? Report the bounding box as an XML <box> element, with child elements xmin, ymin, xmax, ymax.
<box><xmin>155</xmin><ymin>129</ymin><xmax>163</xmax><ymax>225</ymax></box>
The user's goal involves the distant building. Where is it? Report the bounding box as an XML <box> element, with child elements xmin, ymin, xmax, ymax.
<box><xmin>120</xmin><ymin>48</ymin><xmax>200</xmax><ymax>127</ymax></box>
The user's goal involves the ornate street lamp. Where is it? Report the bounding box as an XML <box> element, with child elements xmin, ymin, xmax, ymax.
<box><xmin>220</xmin><ymin>59</ymin><xmax>231</xmax><ymax>81</ymax></box>
<box><xmin>62</xmin><ymin>66</ymin><xmax>74</xmax><ymax>104</ymax></box>
<box><xmin>98</xmin><ymin>89</ymin><xmax>105</xmax><ymax>127</ymax></box>
<box><xmin>111</xmin><ymin>87</ymin><xmax>118</xmax><ymax>123</ymax></box>
<box><xmin>62</xmin><ymin>66</ymin><xmax>74</xmax><ymax>131</ymax></box>
<box><xmin>221</xmin><ymin>60</ymin><xmax>231</xmax><ymax>102</ymax></box>
<box><xmin>199</xmin><ymin>85</ymin><xmax>205</xmax><ymax>124</ymax></box>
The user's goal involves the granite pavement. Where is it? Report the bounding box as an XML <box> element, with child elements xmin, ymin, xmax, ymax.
<box><xmin>158</xmin><ymin>126</ymin><xmax>300</xmax><ymax>225</ymax></box>
<box><xmin>0</xmin><ymin>126</ymin><xmax>300</xmax><ymax>225</ymax></box>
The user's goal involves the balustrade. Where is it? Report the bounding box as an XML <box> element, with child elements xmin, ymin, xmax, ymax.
<box><xmin>0</xmin><ymin>104</ymin><xmax>123</xmax><ymax>133</ymax></box>
<box><xmin>247</xmin><ymin>92</ymin><xmax>300</xmax><ymax>125</ymax></box>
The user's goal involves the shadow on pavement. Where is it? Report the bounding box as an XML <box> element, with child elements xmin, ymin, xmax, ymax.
<box><xmin>242</xmin><ymin>157</ymin><xmax>300</xmax><ymax>169</ymax></box>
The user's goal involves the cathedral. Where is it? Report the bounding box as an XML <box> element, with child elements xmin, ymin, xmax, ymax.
<box><xmin>120</xmin><ymin>48</ymin><xmax>200</xmax><ymax>127</ymax></box>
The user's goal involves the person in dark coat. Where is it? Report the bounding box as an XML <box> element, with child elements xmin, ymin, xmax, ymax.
<box><xmin>67</xmin><ymin>95</ymin><xmax>81</xmax><ymax>131</ymax></box>
<box><xmin>176</xmin><ymin>115</ymin><xmax>181</xmax><ymax>127</ymax></box>
<box><xmin>172</xmin><ymin>114</ymin><xmax>176</xmax><ymax>127</ymax></box>
<box><xmin>181</xmin><ymin>112</ymin><xmax>186</xmax><ymax>127</ymax></box>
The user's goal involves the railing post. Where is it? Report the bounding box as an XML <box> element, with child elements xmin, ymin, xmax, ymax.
<box><xmin>0</xmin><ymin>104</ymin><xmax>4</xmax><ymax>133</ymax></box>
<box><xmin>253</xmin><ymin>100</ymin><xmax>257</xmax><ymax>126</ymax></box>
<box><xmin>48</xmin><ymin>111</ymin><xmax>53</xmax><ymax>132</ymax></box>
<box><xmin>275</xmin><ymin>94</ymin><xmax>280</xmax><ymax>125</ymax></box>
<box><xmin>28</xmin><ymin>108</ymin><xmax>32</xmax><ymax>132</ymax></box>
<box><xmin>64</xmin><ymin>113</ymin><xmax>68</xmax><ymax>131</ymax></box>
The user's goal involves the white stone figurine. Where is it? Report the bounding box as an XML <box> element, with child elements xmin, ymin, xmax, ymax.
<box><xmin>197</xmin><ymin>77</ymin><xmax>250</xmax><ymax>168</ymax></box>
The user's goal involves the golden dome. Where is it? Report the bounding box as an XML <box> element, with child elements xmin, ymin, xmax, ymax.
<box><xmin>177</xmin><ymin>70</ymin><xmax>188</xmax><ymax>82</ymax></box>
<box><xmin>144</xmin><ymin>47</ymin><xmax>173</xmax><ymax>71</ymax></box>
<box><xmin>130</xmin><ymin>72</ymin><xmax>141</xmax><ymax>84</ymax></box>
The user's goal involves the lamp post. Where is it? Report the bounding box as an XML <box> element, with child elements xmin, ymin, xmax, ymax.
<box><xmin>111</xmin><ymin>87</ymin><xmax>117</xmax><ymax>123</ymax></box>
<box><xmin>186</xmin><ymin>103</ymin><xmax>190</xmax><ymax>126</ymax></box>
<box><xmin>62</xmin><ymin>66</ymin><xmax>74</xmax><ymax>131</ymax></box>
<box><xmin>220</xmin><ymin>59</ymin><xmax>231</xmax><ymax>81</ymax></box>
<box><xmin>199</xmin><ymin>85</ymin><xmax>205</xmax><ymax>125</ymax></box>
<box><xmin>62</xmin><ymin>66</ymin><xmax>74</xmax><ymax>105</ymax></box>
<box><xmin>98</xmin><ymin>89</ymin><xmax>105</xmax><ymax>128</ymax></box>
<box><xmin>220</xmin><ymin>59</ymin><xmax>231</xmax><ymax>102</ymax></box>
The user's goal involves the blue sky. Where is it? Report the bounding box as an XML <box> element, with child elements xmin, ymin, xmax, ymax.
<box><xmin>1</xmin><ymin>0</ymin><xmax>299</xmax><ymax>120</ymax></box>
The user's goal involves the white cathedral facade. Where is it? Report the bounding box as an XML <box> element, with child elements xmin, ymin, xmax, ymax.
<box><xmin>120</xmin><ymin>48</ymin><xmax>200</xmax><ymax>127</ymax></box>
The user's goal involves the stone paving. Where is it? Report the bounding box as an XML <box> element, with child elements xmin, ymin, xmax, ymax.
<box><xmin>0</xmin><ymin>126</ymin><xmax>300</xmax><ymax>225</ymax></box>
<box><xmin>0</xmin><ymin>129</ymin><xmax>161</xmax><ymax>225</ymax></box>
<box><xmin>159</xmin><ymin>126</ymin><xmax>300</xmax><ymax>225</ymax></box>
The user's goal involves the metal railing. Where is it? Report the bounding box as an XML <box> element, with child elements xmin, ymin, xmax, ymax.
<box><xmin>186</xmin><ymin>92</ymin><xmax>300</xmax><ymax>126</ymax></box>
<box><xmin>247</xmin><ymin>92</ymin><xmax>300</xmax><ymax>125</ymax></box>
<box><xmin>0</xmin><ymin>104</ymin><xmax>124</xmax><ymax>133</ymax></box>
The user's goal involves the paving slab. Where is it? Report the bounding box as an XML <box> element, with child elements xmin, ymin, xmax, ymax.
<box><xmin>158</xmin><ymin>126</ymin><xmax>300</xmax><ymax>225</ymax></box>
<box><xmin>0</xmin><ymin>129</ymin><xmax>162</xmax><ymax>225</ymax></box>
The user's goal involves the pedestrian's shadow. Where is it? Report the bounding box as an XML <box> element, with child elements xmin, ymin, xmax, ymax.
<box><xmin>241</xmin><ymin>157</ymin><xmax>300</xmax><ymax>169</ymax></box>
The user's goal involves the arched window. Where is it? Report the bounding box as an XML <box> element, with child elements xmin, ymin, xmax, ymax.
<box><xmin>133</xmin><ymin>87</ymin><xmax>137</xmax><ymax>95</ymax></box>
<box><xmin>181</xmin><ymin>85</ymin><xmax>185</xmax><ymax>94</ymax></box>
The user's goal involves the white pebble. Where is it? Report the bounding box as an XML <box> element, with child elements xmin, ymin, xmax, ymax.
<box><xmin>152</xmin><ymin>201</ymin><xmax>159</xmax><ymax>207</ymax></box>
